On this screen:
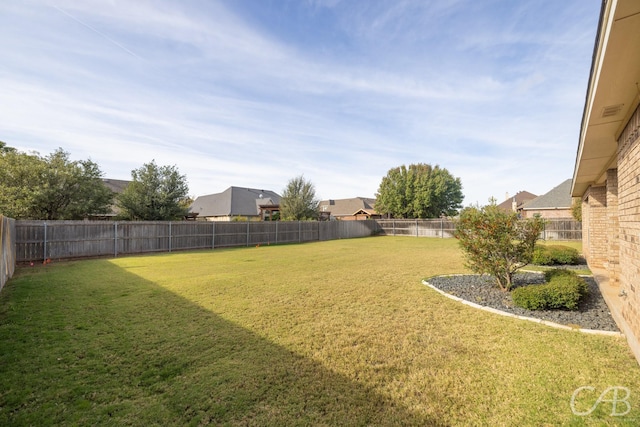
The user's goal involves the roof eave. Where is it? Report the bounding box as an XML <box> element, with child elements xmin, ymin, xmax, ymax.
<box><xmin>572</xmin><ymin>0</ymin><xmax>640</xmax><ymax>197</ymax></box>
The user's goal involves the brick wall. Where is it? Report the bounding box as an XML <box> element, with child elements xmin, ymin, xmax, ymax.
<box><xmin>520</xmin><ymin>209</ymin><xmax>572</xmax><ymax>219</ymax></box>
<box><xmin>581</xmin><ymin>193</ymin><xmax>590</xmax><ymax>262</ymax></box>
<box><xmin>606</xmin><ymin>169</ymin><xmax>620</xmax><ymax>285</ymax></box>
<box><xmin>617</xmin><ymin>104</ymin><xmax>640</xmax><ymax>343</ymax></box>
<box><xmin>583</xmin><ymin>185</ymin><xmax>607</xmax><ymax>269</ymax></box>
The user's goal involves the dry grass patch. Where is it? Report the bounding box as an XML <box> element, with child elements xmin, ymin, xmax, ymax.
<box><xmin>1</xmin><ymin>237</ymin><xmax>639</xmax><ymax>425</ymax></box>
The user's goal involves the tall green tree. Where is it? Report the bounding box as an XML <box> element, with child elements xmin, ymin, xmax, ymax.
<box><xmin>0</xmin><ymin>148</ymin><xmax>113</xmax><ymax>219</ymax></box>
<box><xmin>280</xmin><ymin>175</ymin><xmax>319</xmax><ymax>221</ymax></box>
<box><xmin>117</xmin><ymin>160</ymin><xmax>189</xmax><ymax>220</ymax></box>
<box><xmin>375</xmin><ymin>163</ymin><xmax>463</xmax><ymax>218</ymax></box>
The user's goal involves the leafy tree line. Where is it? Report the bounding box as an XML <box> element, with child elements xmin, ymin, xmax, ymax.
<box><xmin>0</xmin><ymin>147</ymin><xmax>113</xmax><ymax>220</ymax></box>
<box><xmin>280</xmin><ymin>164</ymin><xmax>465</xmax><ymax>221</ymax></box>
<box><xmin>2</xmin><ymin>142</ymin><xmax>466</xmax><ymax>222</ymax></box>
<box><xmin>0</xmin><ymin>143</ymin><xmax>189</xmax><ymax>221</ymax></box>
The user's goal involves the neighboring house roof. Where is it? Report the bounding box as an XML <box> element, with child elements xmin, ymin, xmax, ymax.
<box><xmin>522</xmin><ymin>179</ymin><xmax>572</xmax><ymax>210</ymax></box>
<box><xmin>102</xmin><ymin>178</ymin><xmax>131</xmax><ymax>194</ymax></box>
<box><xmin>496</xmin><ymin>191</ymin><xmax>537</xmax><ymax>212</ymax></box>
<box><xmin>92</xmin><ymin>179</ymin><xmax>131</xmax><ymax>218</ymax></box>
<box><xmin>189</xmin><ymin>187</ymin><xmax>281</xmax><ymax>217</ymax></box>
<box><xmin>318</xmin><ymin>197</ymin><xmax>377</xmax><ymax>217</ymax></box>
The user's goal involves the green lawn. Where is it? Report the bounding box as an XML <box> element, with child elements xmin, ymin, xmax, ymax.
<box><xmin>1</xmin><ymin>237</ymin><xmax>639</xmax><ymax>426</ymax></box>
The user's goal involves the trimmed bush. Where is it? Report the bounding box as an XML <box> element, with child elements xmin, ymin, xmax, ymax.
<box><xmin>511</xmin><ymin>284</ymin><xmax>548</xmax><ymax>310</ymax></box>
<box><xmin>512</xmin><ymin>270</ymin><xmax>588</xmax><ymax>311</ymax></box>
<box><xmin>532</xmin><ymin>246</ymin><xmax>553</xmax><ymax>265</ymax></box>
<box><xmin>532</xmin><ymin>245</ymin><xmax>580</xmax><ymax>265</ymax></box>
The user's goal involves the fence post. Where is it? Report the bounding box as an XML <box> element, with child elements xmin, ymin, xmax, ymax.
<box><xmin>275</xmin><ymin>221</ymin><xmax>278</xmax><ymax>245</ymax></box>
<box><xmin>246</xmin><ymin>222</ymin><xmax>250</xmax><ymax>246</ymax></box>
<box><xmin>299</xmin><ymin>221</ymin><xmax>301</xmax><ymax>243</ymax></box>
<box><xmin>169</xmin><ymin>222</ymin><xmax>172</xmax><ymax>252</ymax></box>
<box><xmin>440</xmin><ymin>218</ymin><xmax>443</xmax><ymax>238</ymax></box>
<box><xmin>212</xmin><ymin>221</ymin><xmax>215</xmax><ymax>249</ymax></box>
<box><xmin>114</xmin><ymin>222</ymin><xmax>118</xmax><ymax>257</ymax></box>
<box><xmin>43</xmin><ymin>221</ymin><xmax>47</xmax><ymax>262</ymax></box>
<box><xmin>393</xmin><ymin>220</ymin><xmax>396</xmax><ymax>236</ymax></box>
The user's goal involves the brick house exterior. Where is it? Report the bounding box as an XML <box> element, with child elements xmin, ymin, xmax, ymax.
<box><xmin>318</xmin><ymin>197</ymin><xmax>380</xmax><ymax>220</ymax></box>
<box><xmin>572</xmin><ymin>0</ymin><xmax>640</xmax><ymax>364</ymax></box>
<box><xmin>520</xmin><ymin>179</ymin><xmax>573</xmax><ymax>219</ymax></box>
<box><xmin>496</xmin><ymin>191</ymin><xmax>537</xmax><ymax>214</ymax></box>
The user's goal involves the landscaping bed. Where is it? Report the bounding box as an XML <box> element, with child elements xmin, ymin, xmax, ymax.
<box><xmin>426</xmin><ymin>271</ymin><xmax>619</xmax><ymax>332</ymax></box>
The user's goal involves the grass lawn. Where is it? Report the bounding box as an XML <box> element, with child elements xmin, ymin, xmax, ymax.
<box><xmin>1</xmin><ymin>236</ymin><xmax>639</xmax><ymax>426</ymax></box>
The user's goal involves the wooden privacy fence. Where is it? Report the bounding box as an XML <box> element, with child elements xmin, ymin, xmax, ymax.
<box><xmin>375</xmin><ymin>218</ymin><xmax>582</xmax><ymax>240</ymax></box>
<box><xmin>376</xmin><ymin>219</ymin><xmax>456</xmax><ymax>238</ymax></box>
<box><xmin>14</xmin><ymin>220</ymin><xmax>380</xmax><ymax>263</ymax></box>
<box><xmin>539</xmin><ymin>218</ymin><xmax>582</xmax><ymax>240</ymax></box>
<box><xmin>12</xmin><ymin>217</ymin><xmax>582</xmax><ymax>263</ymax></box>
<box><xmin>1</xmin><ymin>215</ymin><xmax>17</xmax><ymax>291</ymax></box>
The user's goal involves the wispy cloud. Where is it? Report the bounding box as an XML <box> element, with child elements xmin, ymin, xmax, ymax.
<box><xmin>0</xmin><ymin>0</ymin><xmax>601</xmax><ymax>203</ymax></box>
<box><xmin>52</xmin><ymin>4</ymin><xmax>141</xmax><ymax>59</ymax></box>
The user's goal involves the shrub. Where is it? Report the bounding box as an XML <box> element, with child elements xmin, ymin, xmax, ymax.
<box><xmin>511</xmin><ymin>283</ymin><xmax>548</xmax><ymax>310</ymax></box>
<box><xmin>532</xmin><ymin>246</ymin><xmax>553</xmax><ymax>265</ymax></box>
<box><xmin>512</xmin><ymin>270</ymin><xmax>588</xmax><ymax>311</ymax></box>
<box><xmin>548</xmin><ymin>246</ymin><xmax>580</xmax><ymax>265</ymax></box>
<box><xmin>455</xmin><ymin>203</ymin><xmax>545</xmax><ymax>291</ymax></box>
<box><xmin>532</xmin><ymin>245</ymin><xmax>580</xmax><ymax>265</ymax></box>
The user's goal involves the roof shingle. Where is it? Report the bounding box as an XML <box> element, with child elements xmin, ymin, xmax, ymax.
<box><xmin>522</xmin><ymin>179</ymin><xmax>572</xmax><ymax>210</ymax></box>
<box><xmin>190</xmin><ymin>186</ymin><xmax>281</xmax><ymax>217</ymax></box>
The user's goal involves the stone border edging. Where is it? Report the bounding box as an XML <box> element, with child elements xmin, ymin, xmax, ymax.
<box><xmin>422</xmin><ymin>276</ymin><xmax>625</xmax><ymax>338</ymax></box>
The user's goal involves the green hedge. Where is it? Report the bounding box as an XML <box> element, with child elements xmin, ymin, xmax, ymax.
<box><xmin>532</xmin><ymin>245</ymin><xmax>581</xmax><ymax>265</ymax></box>
<box><xmin>512</xmin><ymin>270</ymin><xmax>588</xmax><ymax>311</ymax></box>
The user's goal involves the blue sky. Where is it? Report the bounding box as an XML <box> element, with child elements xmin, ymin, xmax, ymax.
<box><xmin>0</xmin><ymin>0</ymin><xmax>601</xmax><ymax>206</ymax></box>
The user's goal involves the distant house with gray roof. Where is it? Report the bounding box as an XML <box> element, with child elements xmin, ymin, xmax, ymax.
<box><xmin>520</xmin><ymin>179</ymin><xmax>573</xmax><ymax>218</ymax></box>
<box><xmin>189</xmin><ymin>187</ymin><xmax>281</xmax><ymax>221</ymax></box>
<box><xmin>496</xmin><ymin>191</ymin><xmax>537</xmax><ymax>214</ymax></box>
<box><xmin>318</xmin><ymin>197</ymin><xmax>380</xmax><ymax>220</ymax></box>
<box><xmin>87</xmin><ymin>178</ymin><xmax>131</xmax><ymax>219</ymax></box>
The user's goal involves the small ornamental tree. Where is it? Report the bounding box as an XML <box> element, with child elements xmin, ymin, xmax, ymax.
<box><xmin>454</xmin><ymin>203</ymin><xmax>545</xmax><ymax>291</ymax></box>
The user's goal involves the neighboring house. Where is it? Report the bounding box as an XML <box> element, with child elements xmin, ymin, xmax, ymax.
<box><xmin>102</xmin><ymin>178</ymin><xmax>131</xmax><ymax>195</ymax></box>
<box><xmin>571</xmin><ymin>0</ymin><xmax>640</xmax><ymax>365</ymax></box>
<box><xmin>317</xmin><ymin>197</ymin><xmax>380</xmax><ymax>220</ymax></box>
<box><xmin>520</xmin><ymin>179</ymin><xmax>573</xmax><ymax>219</ymax></box>
<box><xmin>88</xmin><ymin>178</ymin><xmax>131</xmax><ymax>219</ymax></box>
<box><xmin>189</xmin><ymin>187</ymin><xmax>281</xmax><ymax>221</ymax></box>
<box><xmin>496</xmin><ymin>191</ymin><xmax>537</xmax><ymax>214</ymax></box>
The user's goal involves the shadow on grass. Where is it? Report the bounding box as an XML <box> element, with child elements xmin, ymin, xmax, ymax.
<box><xmin>0</xmin><ymin>261</ymin><xmax>445</xmax><ymax>426</ymax></box>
